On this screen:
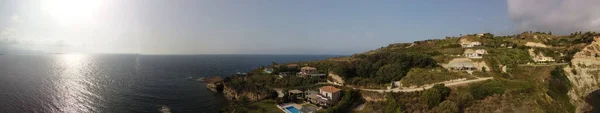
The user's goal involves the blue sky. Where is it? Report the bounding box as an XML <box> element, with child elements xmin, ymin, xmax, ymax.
<box><xmin>0</xmin><ymin>0</ymin><xmax>597</xmax><ymax>54</ymax></box>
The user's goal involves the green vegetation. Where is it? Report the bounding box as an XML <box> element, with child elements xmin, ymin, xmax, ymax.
<box><xmin>545</xmin><ymin>67</ymin><xmax>575</xmax><ymax>113</ymax></box>
<box><xmin>383</xmin><ymin>95</ymin><xmax>404</xmax><ymax>113</ymax></box>
<box><xmin>220</xmin><ymin>99</ymin><xmax>284</xmax><ymax>113</ymax></box>
<box><xmin>218</xmin><ymin>31</ymin><xmax>600</xmax><ymax>113</ymax></box>
<box><xmin>430</xmin><ymin>100</ymin><xmax>459</xmax><ymax>113</ymax></box>
<box><xmin>336</xmin><ymin>52</ymin><xmax>438</xmax><ymax>87</ymax></box>
<box><xmin>421</xmin><ymin>88</ymin><xmax>442</xmax><ymax>108</ymax></box>
<box><xmin>401</xmin><ymin>68</ymin><xmax>470</xmax><ymax>87</ymax></box>
<box><xmin>469</xmin><ymin>80</ymin><xmax>505</xmax><ymax>100</ymax></box>
<box><xmin>421</xmin><ymin>84</ymin><xmax>451</xmax><ymax>108</ymax></box>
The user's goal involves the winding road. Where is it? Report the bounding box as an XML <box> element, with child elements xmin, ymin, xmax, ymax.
<box><xmin>328</xmin><ymin>77</ymin><xmax>494</xmax><ymax>93</ymax></box>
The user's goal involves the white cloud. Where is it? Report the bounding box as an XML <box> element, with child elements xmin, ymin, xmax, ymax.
<box><xmin>0</xmin><ymin>28</ymin><xmax>17</xmax><ymax>38</ymax></box>
<box><xmin>10</xmin><ymin>15</ymin><xmax>22</xmax><ymax>23</ymax></box>
<box><xmin>508</xmin><ymin>0</ymin><xmax>600</xmax><ymax>34</ymax></box>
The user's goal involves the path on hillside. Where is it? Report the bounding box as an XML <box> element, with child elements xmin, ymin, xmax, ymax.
<box><xmin>326</xmin><ymin>77</ymin><xmax>493</xmax><ymax>93</ymax></box>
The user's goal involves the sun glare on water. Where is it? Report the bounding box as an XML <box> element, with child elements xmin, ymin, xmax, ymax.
<box><xmin>42</xmin><ymin>0</ymin><xmax>104</xmax><ymax>26</ymax></box>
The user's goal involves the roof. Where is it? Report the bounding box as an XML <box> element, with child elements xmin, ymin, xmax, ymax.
<box><xmin>464</xmin><ymin>49</ymin><xmax>476</xmax><ymax>54</ymax></box>
<box><xmin>320</xmin><ymin>86</ymin><xmax>341</xmax><ymax>93</ymax></box>
<box><xmin>289</xmin><ymin>90</ymin><xmax>303</xmax><ymax>94</ymax></box>
<box><xmin>464</xmin><ymin>49</ymin><xmax>486</xmax><ymax>54</ymax></box>
<box><xmin>447</xmin><ymin>59</ymin><xmax>476</xmax><ymax>68</ymax></box>
<box><xmin>448</xmin><ymin>62</ymin><xmax>475</xmax><ymax>68</ymax></box>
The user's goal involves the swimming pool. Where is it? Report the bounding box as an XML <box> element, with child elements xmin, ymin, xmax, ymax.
<box><xmin>283</xmin><ymin>106</ymin><xmax>300</xmax><ymax>113</ymax></box>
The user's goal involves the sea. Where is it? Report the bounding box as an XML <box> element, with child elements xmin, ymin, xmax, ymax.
<box><xmin>0</xmin><ymin>54</ymin><xmax>342</xmax><ymax>113</ymax></box>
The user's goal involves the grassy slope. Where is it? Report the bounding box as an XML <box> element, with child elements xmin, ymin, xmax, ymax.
<box><xmin>243</xmin><ymin>100</ymin><xmax>285</xmax><ymax>113</ymax></box>
<box><xmin>348</xmin><ymin>32</ymin><xmax>586</xmax><ymax>113</ymax></box>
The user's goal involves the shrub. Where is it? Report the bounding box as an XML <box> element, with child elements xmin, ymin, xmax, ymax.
<box><xmin>432</xmin><ymin>84</ymin><xmax>451</xmax><ymax>100</ymax></box>
<box><xmin>421</xmin><ymin>89</ymin><xmax>442</xmax><ymax>108</ymax></box>
<box><xmin>469</xmin><ymin>80</ymin><xmax>505</xmax><ymax>100</ymax></box>
<box><xmin>430</xmin><ymin>100</ymin><xmax>459</xmax><ymax>113</ymax></box>
<box><xmin>456</xmin><ymin>93</ymin><xmax>474</xmax><ymax>110</ymax></box>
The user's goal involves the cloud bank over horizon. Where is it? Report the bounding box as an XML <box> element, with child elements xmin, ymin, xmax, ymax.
<box><xmin>508</xmin><ymin>0</ymin><xmax>600</xmax><ymax>34</ymax></box>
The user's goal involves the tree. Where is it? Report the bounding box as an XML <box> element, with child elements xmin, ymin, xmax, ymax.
<box><xmin>384</xmin><ymin>94</ymin><xmax>404</xmax><ymax>113</ymax></box>
<box><xmin>430</xmin><ymin>100</ymin><xmax>459</xmax><ymax>113</ymax></box>
<box><xmin>432</xmin><ymin>84</ymin><xmax>451</xmax><ymax>100</ymax></box>
<box><xmin>376</xmin><ymin>64</ymin><xmax>408</xmax><ymax>82</ymax></box>
<box><xmin>456</xmin><ymin>93</ymin><xmax>474</xmax><ymax>110</ymax></box>
<box><xmin>481</xmin><ymin>67</ymin><xmax>487</xmax><ymax>73</ymax></box>
<box><xmin>470</xmin><ymin>80</ymin><xmax>505</xmax><ymax>100</ymax></box>
<box><xmin>421</xmin><ymin>89</ymin><xmax>442</xmax><ymax>108</ymax></box>
<box><xmin>483</xmin><ymin>33</ymin><xmax>494</xmax><ymax>38</ymax></box>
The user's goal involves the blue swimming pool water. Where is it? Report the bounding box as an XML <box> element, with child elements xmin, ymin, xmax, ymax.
<box><xmin>284</xmin><ymin>106</ymin><xmax>300</xmax><ymax>113</ymax></box>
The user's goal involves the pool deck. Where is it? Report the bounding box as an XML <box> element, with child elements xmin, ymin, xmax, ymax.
<box><xmin>276</xmin><ymin>103</ymin><xmax>304</xmax><ymax>113</ymax></box>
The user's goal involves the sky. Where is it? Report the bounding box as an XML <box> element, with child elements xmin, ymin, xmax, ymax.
<box><xmin>0</xmin><ymin>0</ymin><xmax>597</xmax><ymax>55</ymax></box>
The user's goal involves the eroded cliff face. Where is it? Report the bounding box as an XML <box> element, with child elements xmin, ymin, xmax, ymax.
<box><xmin>222</xmin><ymin>84</ymin><xmax>273</xmax><ymax>102</ymax></box>
<box><xmin>563</xmin><ymin>37</ymin><xmax>600</xmax><ymax>112</ymax></box>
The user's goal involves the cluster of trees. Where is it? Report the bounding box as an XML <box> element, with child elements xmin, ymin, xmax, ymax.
<box><xmin>420</xmin><ymin>84</ymin><xmax>451</xmax><ymax>108</ymax></box>
<box><xmin>272</xmin><ymin>65</ymin><xmax>300</xmax><ymax>74</ymax></box>
<box><xmin>384</xmin><ymin>94</ymin><xmax>404</xmax><ymax>113</ymax></box>
<box><xmin>570</xmin><ymin>31</ymin><xmax>599</xmax><ymax>44</ymax></box>
<box><xmin>546</xmin><ymin>67</ymin><xmax>576</xmax><ymax>112</ymax></box>
<box><xmin>401</xmin><ymin>68</ymin><xmax>467</xmax><ymax>87</ymax></box>
<box><xmin>224</xmin><ymin>75</ymin><xmax>277</xmax><ymax>98</ymax></box>
<box><xmin>469</xmin><ymin>80</ymin><xmax>505</xmax><ymax>100</ymax></box>
<box><xmin>272</xmin><ymin>76</ymin><xmax>322</xmax><ymax>88</ymax></box>
<box><xmin>333</xmin><ymin>52</ymin><xmax>438</xmax><ymax>86</ymax></box>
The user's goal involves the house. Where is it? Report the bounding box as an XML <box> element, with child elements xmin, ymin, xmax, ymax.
<box><xmin>533</xmin><ymin>55</ymin><xmax>555</xmax><ymax>63</ymax></box>
<box><xmin>476</xmin><ymin>33</ymin><xmax>485</xmax><ymax>37</ymax></box>
<box><xmin>306</xmin><ymin>86</ymin><xmax>342</xmax><ymax>106</ymax></box>
<box><xmin>461</xmin><ymin>41</ymin><xmax>482</xmax><ymax>48</ymax></box>
<box><xmin>263</xmin><ymin>67</ymin><xmax>274</xmax><ymax>74</ymax></box>
<box><xmin>464</xmin><ymin>49</ymin><xmax>486</xmax><ymax>58</ymax></box>
<box><xmin>528</xmin><ymin>49</ymin><xmax>556</xmax><ymax>63</ymax></box>
<box><xmin>300</xmin><ymin>67</ymin><xmax>318</xmax><ymax>76</ymax></box>
<box><xmin>288</xmin><ymin>90</ymin><xmax>304</xmax><ymax>100</ymax></box>
<box><xmin>447</xmin><ymin>61</ymin><xmax>477</xmax><ymax>71</ymax></box>
<box><xmin>301</xmin><ymin>73</ymin><xmax>327</xmax><ymax>78</ymax></box>
<box><xmin>278</xmin><ymin>72</ymin><xmax>292</xmax><ymax>78</ymax></box>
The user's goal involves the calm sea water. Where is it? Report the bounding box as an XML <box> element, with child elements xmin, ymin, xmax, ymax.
<box><xmin>0</xmin><ymin>54</ymin><xmax>340</xmax><ymax>113</ymax></box>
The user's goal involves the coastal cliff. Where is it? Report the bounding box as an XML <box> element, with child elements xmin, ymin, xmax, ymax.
<box><xmin>563</xmin><ymin>37</ymin><xmax>600</xmax><ymax>112</ymax></box>
<box><xmin>222</xmin><ymin>84</ymin><xmax>274</xmax><ymax>102</ymax></box>
<box><xmin>201</xmin><ymin>76</ymin><xmax>224</xmax><ymax>92</ymax></box>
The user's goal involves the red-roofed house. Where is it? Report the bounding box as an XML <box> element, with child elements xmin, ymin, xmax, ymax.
<box><xmin>307</xmin><ymin>86</ymin><xmax>342</xmax><ymax>106</ymax></box>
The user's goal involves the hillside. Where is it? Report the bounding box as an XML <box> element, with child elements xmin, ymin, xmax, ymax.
<box><xmin>218</xmin><ymin>31</ymin><xmax>600</xmax><ymax>113</ymax></box>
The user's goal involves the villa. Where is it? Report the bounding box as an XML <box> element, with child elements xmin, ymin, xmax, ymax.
<box><xmin>448</xmin><ymin>61</ymin><xmax>477</xmax><ymax>71</ymax></box>
<box><xmin>279</xmin><ymin>72</ymin><xmax>293</xmax><ymax>78</ymax></box>
<box><xmin>289</xmin><ymin>90</ymin><xmax>304</xmax><ymax>99</ymax></box>
<box><xmin>476</xmin><ymin>33</ymin><xmax>485</xmax><ymax>37</ymax></box>
<box><xmin>464</xmin><ymin>49</ymin><xmax>486</xmax><ymax>58</ymax></box>
<box><xmin>461</xmin><ymin>41</ymin><xmax>482</xmax><ymax>48</ymax></box>
<box><xmin>306</xmin><ymin>86</ymin><xmax>341</xmax><ymax>106</ymax></box>
<box><xmin>299</xmin><ymin>67</ymin><xmax>318</xmax><ymax>77</ymax></box>
<box><xmin>264</xmin><ymin>67</ymin><xmax>274</xmax><ymax>74</ymax></box>
<box><xmin>533</xmin><ymin>55</ymin><xmax>555</xmax><ymax>63</ymax></box>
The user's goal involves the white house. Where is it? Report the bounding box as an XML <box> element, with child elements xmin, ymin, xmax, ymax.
<box><xmin>533</xmin><ymin>55</ymin><xmax>555</xmax><ymax>63</ymax></box>
<box><xmin>307</xmin><ymin>86</ymin><xmax>341</xmax><ymax>106</ymax></box>
<box><xmin>476</xmin><ymin>33</ymin><xmax>485</xmax><ymax>37</ymax></box>
<box><xmin>464</xmin><ymin>49</ymin><xmax>486</xmax><ymax>58</ymax></box>
<box><xmin>461</xmin><ymin>41</ymin><xmax>482</xmax><ymax>48</ymax></box>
